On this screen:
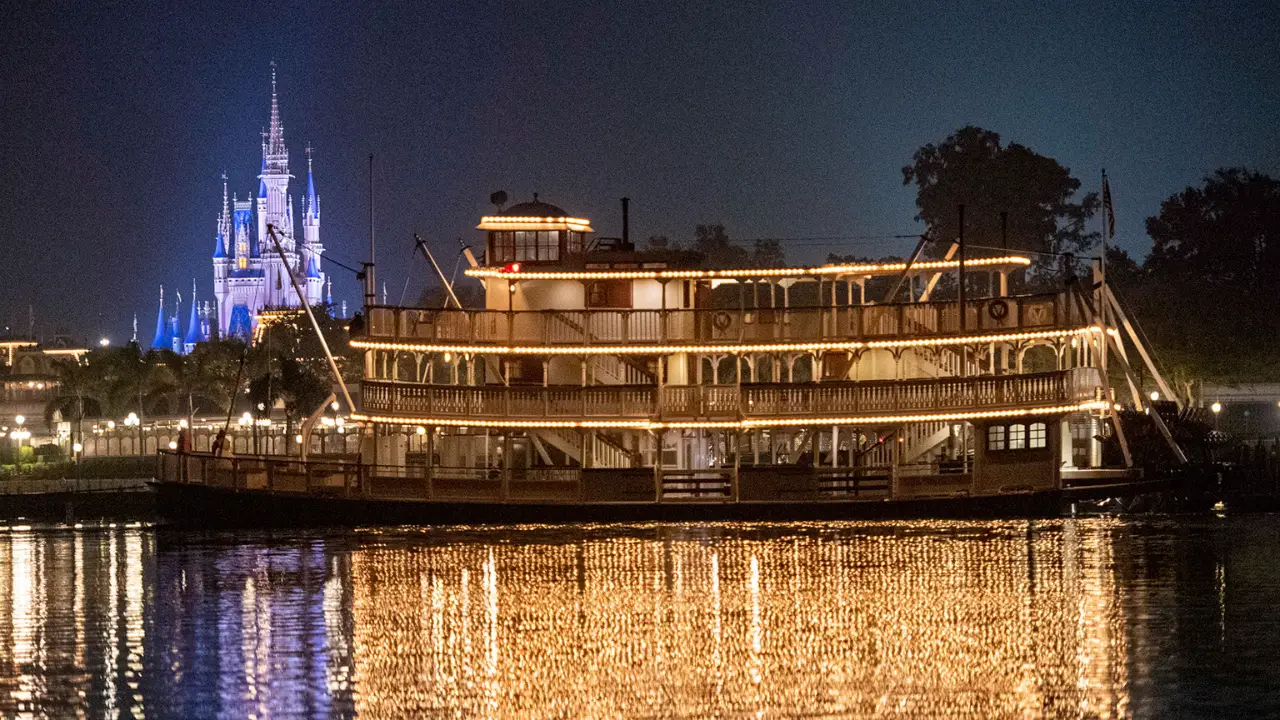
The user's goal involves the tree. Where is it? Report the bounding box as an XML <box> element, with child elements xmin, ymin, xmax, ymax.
<box><xmin>903</xmin><ymin>126</ymin><xmax>1099</xmax><ymax>283</ymax></box>
<box><xmin>751</xmin><ymin>238</ymin><xmax>785</xmax><ymax>268</ymax></box>
<box><xmin>90</xmin><ymin>343</ymin><xmax>167</xmax><ymax>422</ymax></box>
<box><xmin>643</xmin><ymin>235</ymin><xmax>676</xmax><ymax>251</ymax></box>
<box><xmin>255</xmin><ymin>305</ymin><xmax>363</xmax><ymax>384</ymax></box>
<box><xmin>44</xmin><ymin>357</ymin><xmax>103</xmax><ymax>441</ymax></box>
<box><xmin>1117</xmin><ymin>169</ymin><xmax>1280</xmax><ymax>384</ymax></box>
<box><xmin>152</xmin><ymin>341</ymin><xmax>246</xmax><ymax>423</ymax></box>
<box><xmin>694</xmin><ymin>224</ymin><xmax>748</xmax><ymax>267</ymax></box>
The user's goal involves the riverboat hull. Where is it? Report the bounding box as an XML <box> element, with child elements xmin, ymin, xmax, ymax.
<box><xmin>149</xmin><ymin>476</ymin><xmax>1185</xmax><ymax>528</ymax></box>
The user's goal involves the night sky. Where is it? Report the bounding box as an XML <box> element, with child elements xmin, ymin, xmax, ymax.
<box><xmin>2</xmin><ymin>0</ymin><xmax>1277</xmax><ymax>342</ymax></box>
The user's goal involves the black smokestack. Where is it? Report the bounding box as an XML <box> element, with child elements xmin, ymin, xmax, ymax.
<box><xmin>621</xmin><ymin>197</ymin><xmax>630</xmax><ymax>250</ymax></box>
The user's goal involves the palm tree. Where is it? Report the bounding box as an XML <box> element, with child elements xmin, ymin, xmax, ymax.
<box><xmin>96</xmin><ymin>344</ymin><xmax>168</xmax><ymax>453</ymax></box>
<box><xmin>44</xmin><ymin>357</ymin><xmax>104</xmax><ymax>448</ymax></box>
<box><xmin>153</xmin><ymin>342</ymin><xmax>245</xmax><ymax>426</ymax></box>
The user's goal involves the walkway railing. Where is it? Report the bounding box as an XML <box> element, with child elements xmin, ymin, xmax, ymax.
<box><xmin>361</xmin><ymin>369</ymin><xmax>1102</xmax><ymax>422</ymax></box>
<box><xmin>363</xmin><ymin>292</ymin><xmax>1076</xmax><ymax>347</ymax></box>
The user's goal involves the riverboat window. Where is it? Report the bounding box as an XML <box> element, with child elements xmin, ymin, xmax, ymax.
<box><xmin>1029</xmin><ymin>422</ymin><xmax>1047</xmax><ymax>449</ymax></box>
<box><xmin>514</xmin><ymin>230</ymin><xmax>560</xmax><ymax>262</ymax></box>
<box><xmin>1008</xmin><ymin>424</ymin><xmax>1026</xmax><ymax>450</ymax></box>
<box><xmin>989</xmin><ymin>422</ymin><xmax>1049</xmax><ymax>452</ymax></box>
<box><xmin>566</xmin><ymin>231</ymin><xmax>584</xmax><ymax>255</ymax></box>
<box><xmin>490</xmin><ymin>231</ymin><xmax>514</xmax><ymax>263</ymax></box>
<box><xmin>587</xmin><ymin>280</ymin><xmax>632</xmax><ymax>308</ymax></box>
<box><xmin>987</xmin><ymin>425</ymin><xmax>1006</xmax><ymax>450</ymax></box>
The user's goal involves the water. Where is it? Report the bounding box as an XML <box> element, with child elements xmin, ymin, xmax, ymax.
<box><xmin>0</xmin><ymin>517</ymin><xmax>1278</xmax><ymax>719</ymax></box>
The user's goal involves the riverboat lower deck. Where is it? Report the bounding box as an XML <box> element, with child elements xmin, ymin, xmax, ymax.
<box><xmin>152</xmin><ymin>449</ymin><xmax>1149</xmax><ymax>527</ymax></box>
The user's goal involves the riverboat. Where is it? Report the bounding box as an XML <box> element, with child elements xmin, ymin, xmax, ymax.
<box><xmin>154</xmin><ymin>197</ymin><xmax>1188</xmax><ymax>526</ymax></box>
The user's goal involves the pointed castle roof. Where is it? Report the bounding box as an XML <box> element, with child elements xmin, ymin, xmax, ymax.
<box><xmin>151</xmin><ymin>286</ymin><xmax>168</xmax><ymax>350</ymax></box>
<box><xmin>185</xmin><ymin>281</ymin><xmax>204</xmax><ymax>346</ymax></box>
<box><xmin>214</xmin><ymin>173</ymin><xmax>230</xmax><ymax>259</ymax></box>
<box><xmin>262</xmin><ymin>61</ymin><xmax>288</xmax><ymax>177</ymax></box>
<box><xmin>305</xmin><ymin>145</ymin><xmax>319</xmax><ymax>220</ymax></box>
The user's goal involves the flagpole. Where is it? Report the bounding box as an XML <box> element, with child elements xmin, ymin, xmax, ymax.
<box><xmin>1100</xmin><ymin>169</ymin><xmax>1109</xmax><ymax>376</ymax></box>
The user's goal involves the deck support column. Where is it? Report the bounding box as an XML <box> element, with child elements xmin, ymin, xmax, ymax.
<box><xmin>731</xmin><ymin>430</ymin><xmax>741</xmax><ymax>502</ymax></box>
<box><xmin>832</xmin><ymin>425</ymin><xmax>839</xmax><ymax>468</ymax></box>
<box><xmin>654</xmin><ymin>431</ymin><xmax>663</xmax><ymax>502</ymax></box>
<box><xmin>425</xmin><ymin>427</ymin><xmax>434</xmax><ymax>499</ymax></box>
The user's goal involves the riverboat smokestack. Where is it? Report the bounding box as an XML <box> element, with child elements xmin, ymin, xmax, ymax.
<box><xmin>621</xmin><ymin>197</ymin><xmax>630</xmax><ymax>250</ymax></box>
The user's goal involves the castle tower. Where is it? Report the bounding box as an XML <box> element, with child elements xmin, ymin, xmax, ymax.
<box><xmin>258</xmin><ymin>62</ymin><xmax>298</xmax><ymax>309</ymax></box>
<box><xmin>150</xmin><ymin>286</ymin><xmax>168</xmax><ymax>350</ymax></box>
<box><xmin>184</xmin><ymin>280</ymin><xmax>204</xmax><ymax>354</ymax></box>
<box><xmin>212</xmin><ymin>173</ymin><xmax>231</xmax><ymax>337</ymax></box>
<box><xmin>205</xmin><ymin>63</ymin><xmax>330</xmax><ymax>340</ymax></box>
<box><xmin>302</xmin><ymin>145</ymin><xmax>325</xmax><ymax>305</ymax></box>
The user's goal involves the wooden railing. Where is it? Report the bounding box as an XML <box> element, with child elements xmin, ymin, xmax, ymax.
<box><xmin>363</xmin><ymin>293</ymin><xmax>1077</xmax><ymax>347</ymax></box>
<box><xmin>156</xmin><ymin>452</ymin><xmax>983</xmax><ymax>505</ymax></box>
<box><xmin>361</xmin><ymin>368</ymin><xmax>1102</xmax><ymax>422</ymax></box>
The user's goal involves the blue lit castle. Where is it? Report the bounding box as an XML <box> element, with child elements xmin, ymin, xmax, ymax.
<box><xmin>148</xmin><ymin>65</ymin><xmax>331</xmax><ymax>352</ymax></box>
<box><xmin>211</xmin><ymin>64</ymin><xmax>329</xmax><ymax>339</ymax></box>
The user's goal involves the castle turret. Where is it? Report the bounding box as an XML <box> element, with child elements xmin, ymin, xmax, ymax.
<box><xmin>213</xmin><ymin>174</ymin><xmax>231</xmax><ymax>337</ymax></box>
<box><xmin>302</xmin><ymin>146</ymin><xmax>325</xmax><ymax>305</ymax></box>
<box><xmin>150</xmin><ymin>286</ymin><xmax>168</xmax><ymax>350</ymax></box>
<box><xmin>184</xmin><ymin>280</ymin><xmax>204</xmax><ymax>354</ymax></box>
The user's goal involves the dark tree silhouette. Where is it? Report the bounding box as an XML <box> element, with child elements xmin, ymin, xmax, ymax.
<box><xmin>903</xmin><ymin>126</ymin><xmax>1099</xmax><ymax>283</ymax></box>
<box><xmin>1115</xmin><ymin>169</ymin><xmax>1280</xmax><ymax>384</ymax></box>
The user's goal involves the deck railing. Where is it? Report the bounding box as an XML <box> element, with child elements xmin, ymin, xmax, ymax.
<box><xmin>364</xmin><ymin>292</ymin><xmax>1076</xmax><ymax>347</ymax></box>
<box><xmin>361</xmin><ymin>368</ymin><xmax>1102</xmax><ymax>422</ymax></box>
<box><xmin>158</xmin><ymin>451</ymin><xmax>1027</xmax><ymax>505</ymax></box>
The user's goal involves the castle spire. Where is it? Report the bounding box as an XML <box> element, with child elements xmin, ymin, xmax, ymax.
<box><xmin>263</xmin><ymin>61</ymin><xmax>288</xmax><ymax>174</ymax></box>
<box><xmin>305</xmin><ymin>145</ymin><xmax>319</xmax><ymax>220</ymax></box>
<box><xmin>151</xmin><ymin>285</ymin><xmax>168</xmax><ymax>350</ymax></box>
<box><xmin>214</xmin><ymin>173</ymin><xmax>230</xmax><ymax>259</ymax></box>
<box><xmin>184</xmin><ymin>279</ymin><xmax>203</xmax><ymax>350</ymax></box>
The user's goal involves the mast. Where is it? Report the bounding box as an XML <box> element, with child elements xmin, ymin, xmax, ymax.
<box><xmin>364</xmin><ymin>154</ymin><xmax>376</xmax><ymax>309</ymax></box>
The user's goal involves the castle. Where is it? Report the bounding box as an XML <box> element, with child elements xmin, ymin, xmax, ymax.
<box><xmin>151</xmin><ymin>64</ymin><xmax>330</xmax><ymax>352</ymax></box>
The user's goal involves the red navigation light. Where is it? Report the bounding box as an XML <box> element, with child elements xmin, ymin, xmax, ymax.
<box><xmin>503</xmin><ymin>263</ymin><xmax>521</xmax><ymax>274</ymax></box>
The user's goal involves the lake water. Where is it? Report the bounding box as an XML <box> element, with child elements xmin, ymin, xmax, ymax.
<box><xmin>0</xmin><ymin>517</ymin><xmax>1277</xmax><ymax>719</ymax></box>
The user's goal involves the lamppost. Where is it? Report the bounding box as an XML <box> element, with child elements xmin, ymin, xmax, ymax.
<box><xmin>1211</xmin><ymin>401</ymin><xmax>1222</xmax><ymax>430</ymax></box>
<box><xmin>11</xmin><ymin>415</ymin><xmax>30</xmax><ymax>466</ymax></box>
<box><xmin>239</xmin><ymin>412</ymin><xmax>253</xmax><ymax>455</ymax></box>
<box><xmin>124</xmin><ymin>412</ymin><xmax>140</xmax><ymax>454</ymax></box>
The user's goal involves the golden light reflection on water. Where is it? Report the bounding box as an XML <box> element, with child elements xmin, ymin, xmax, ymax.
<box><xmin>1</xmin><ymin>517</ymin><xmax>1260</xmax><ymax>718</ymax></box>
<box><xmin>345</xmin><ymin>521</ymin><xmax>1131</xmax><ymax>719</ymax></box>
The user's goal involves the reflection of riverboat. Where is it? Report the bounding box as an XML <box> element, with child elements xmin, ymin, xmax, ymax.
<box><xmin>155</xmin><ymin>198</ymin><xmax>1203</xmax><ymax>527</ymax></box>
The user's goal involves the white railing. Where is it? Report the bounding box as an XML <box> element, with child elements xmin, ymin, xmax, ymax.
<box><xmin>362</xmin><ymin>293</ymin><xmax>1077</xmax><ymax>348</ymax></box>
<box><xmin>362</xmin><ymin>370</ymin><xmax>1092</xmax><ymax>422</ymax></box>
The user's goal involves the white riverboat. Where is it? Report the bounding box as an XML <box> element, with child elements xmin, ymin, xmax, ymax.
<box><xmin>156</xmin><ymin>198</ymin><xmax>1175</xmax><ymax>525</ymax></box>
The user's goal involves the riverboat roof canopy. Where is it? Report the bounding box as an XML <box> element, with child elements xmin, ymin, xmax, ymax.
<box><xmin>478</xmin><ymin>199</ymin><xmax>593</xmax><ymax>232</ymax></box>
<box><xmin>465</xmin><ymin>255</ymin><xmax>1032</xmax><ymax>281</ymax></box>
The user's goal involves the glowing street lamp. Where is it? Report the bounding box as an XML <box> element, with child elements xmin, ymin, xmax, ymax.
<box><xmin>1211</xmin><ymin>401</ymin><xmax>1222</xmax><ymax>430</ymax></box>
<box><xmin>1149</xmin><ymin>391</ymin><xmax>1160</xmax><ymax>402</ymax></box>
<box><xmin>99</xmin><ymin>337</ymin><xmax>110</xmax><ymax>347</ymax></box>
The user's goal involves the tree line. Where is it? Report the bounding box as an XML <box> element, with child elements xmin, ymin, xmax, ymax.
<box><xmin>896</xmin><ymin>126</ymin><xmax>1280</xmax><ymax>388</ymax></box>
<box><xmin>42</xmin><ymin>306</ymin><xmax>360</xmax><ymax>440</ymax></box>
